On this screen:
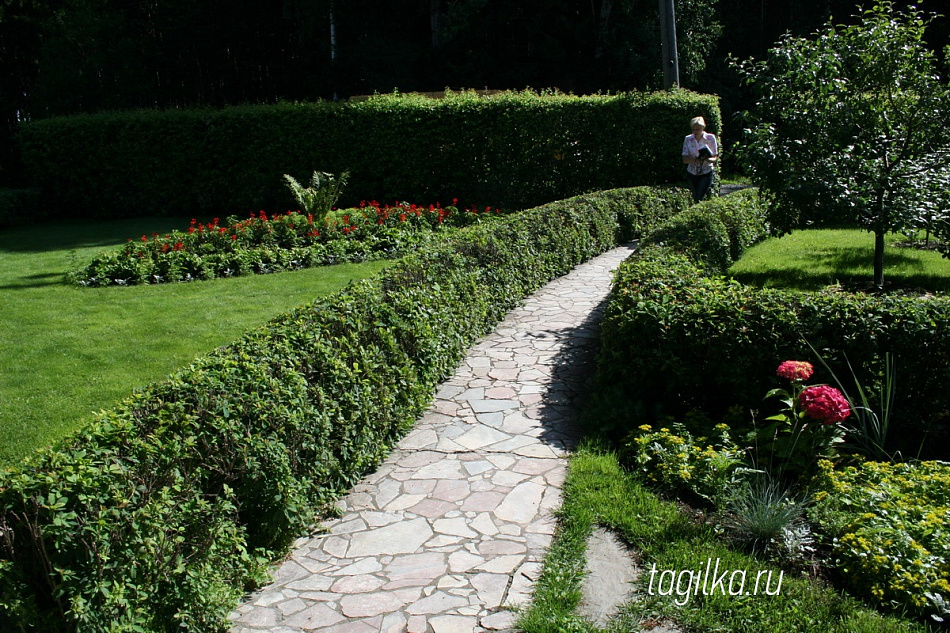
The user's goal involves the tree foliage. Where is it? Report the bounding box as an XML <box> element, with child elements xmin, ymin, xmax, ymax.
<box><xmin>734</xmin><ymin>1</ymin><xmax>950</xmax><ymax>288</ymax></box>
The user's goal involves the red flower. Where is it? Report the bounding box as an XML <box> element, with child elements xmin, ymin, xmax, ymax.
<box><xmin>776</xmin><ymin>360</ymin><xmax>814</xmax><ymax>382</ymax></box>
<box><xmin>799</xmin><ymin>385</ymin><xmax>850</xmax><ymax>424</ymax></box>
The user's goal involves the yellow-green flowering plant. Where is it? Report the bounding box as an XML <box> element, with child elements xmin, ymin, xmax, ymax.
<box><xmin>623</xmin><ymin>421</ymin><xmax>746</xmax><ymax>506</ymax></box>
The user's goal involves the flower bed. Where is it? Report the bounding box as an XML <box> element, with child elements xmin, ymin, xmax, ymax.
<box><xmin>593</xmin><ymin>193</ymin><xmax>950</xmax><ymax>623</ymax></box>
<box><xmin>68</xmin><ymin>200</ymin><xmax>503</xmax><ymax>286</ymax></box>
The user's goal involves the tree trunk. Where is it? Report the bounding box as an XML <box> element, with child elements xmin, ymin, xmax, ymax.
<box><xmin>873</xmin><ymin>191</ymin><xmax>886</xmax><ymax>289</ymax></box>
<box><xmin>873</xmin><ymin>229</ymin><xmax>885</xmax><ymax>289</ymax></box>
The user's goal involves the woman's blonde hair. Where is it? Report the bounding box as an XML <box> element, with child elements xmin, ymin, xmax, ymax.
<box><xmin>690</xmin><ymin>116</ymin><xmax>706</xmax><ymax>129</ymax></box>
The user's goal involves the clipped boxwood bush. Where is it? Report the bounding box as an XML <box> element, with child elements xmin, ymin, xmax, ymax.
<box><xmin>641</xmin><ymin>187</ymin><xmax>769</xmax><ymax>272</ymax></box>
<box><xmin>0</xmin><ymin>185</ymin><xmax>687</xmax><ymax>631</ymax></box>
<box><xmin>17</xmin><ymin>90</ymin><xmax>719</xmax><ymax>221</ymax></box>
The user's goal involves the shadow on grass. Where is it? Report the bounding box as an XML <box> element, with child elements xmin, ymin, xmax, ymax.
<box><xmin>0</xmin><ymin>272</ymin><xmax>67</xmax><ymax>290</ymax></box>
<box><xmin>733</xmin><ymin>245</ymin><xmax>950</xmax><ymax>292</ymax></box>
<box><xmin>0</xmin><ymin>216</ymin><xmax>195</xmax><ymax>254</ymax></box>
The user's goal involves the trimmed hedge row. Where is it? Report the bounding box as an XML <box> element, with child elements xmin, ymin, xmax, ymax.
<box><xmin>0</xmin><ymin>186</ymin><xmax>692</xmax><ymax>632</ymax></box>
<box><xmin>591</xmin><ymin>191</ymin><xmax>950</xmax><ymax>460</ymax></box>
<box><xmin>641</xmin><ymin>187</ymin><xmax>769</xmax><ymax>271</ymax></box>
<box><xmin>17</xmin><ymin>90</ymin><xmax>720</xmax><ymax>220</ymax></box>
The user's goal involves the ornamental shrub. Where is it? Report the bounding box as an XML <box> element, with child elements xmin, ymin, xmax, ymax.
<box><xmin>641</xmin><ymin>187</ymin><xmax>769</xmax><ymax>272</ymax></box>
<box><xmin>621</xmin><ymin>420</ymin><xmax>746</xmax><ymax>507</ymax></box>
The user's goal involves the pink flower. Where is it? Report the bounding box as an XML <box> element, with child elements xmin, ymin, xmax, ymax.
<box><xmin>776</xmin><ymin>360</ymin><xmax>814</xmax><ymax>381</ymax></box>
<box><xmin>799</xmin><ymin>385</ymin><xmax>850</xmax><ymax>424</ymax></box>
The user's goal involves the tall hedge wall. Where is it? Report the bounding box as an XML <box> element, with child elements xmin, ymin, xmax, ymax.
<box><xmin>0</xmin><ymin>186</ymin><xmax>692</xmax><ymax>632</ymax></box>
<box><xmin>17</xmin><ymin>90</ymin><xmax>720</xmax><ymax>220</ymax></box>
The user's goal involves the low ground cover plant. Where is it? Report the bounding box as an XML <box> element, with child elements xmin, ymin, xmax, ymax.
<box><xmin>69</xmin><ymin>199</ymin><xmax>503</xmax><ymax>286</ymax></box>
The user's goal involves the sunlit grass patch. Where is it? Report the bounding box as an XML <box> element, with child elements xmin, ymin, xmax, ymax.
<box><xmin>728</xmin><ymin>229</ymin><xmax>950</xmax><ymax>292</ymax></box>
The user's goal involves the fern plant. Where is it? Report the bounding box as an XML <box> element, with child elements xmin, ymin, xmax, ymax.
<box><xmin>283</xmin><ymin>170</ymin><xmax>350</xmax><ymax>225</ymax></box>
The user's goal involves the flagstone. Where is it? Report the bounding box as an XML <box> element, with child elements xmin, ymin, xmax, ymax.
<box><xmin>346</xmin><ymin>517</ymin><xmax>433</xmax><ymax>557</ymax></box>
<box><xmin>339</xmin><ymin>592</ymin><xmax>407</xmax><ymax>618</ymax></box>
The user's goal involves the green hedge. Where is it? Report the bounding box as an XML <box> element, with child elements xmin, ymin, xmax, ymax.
<box><xmin>640</xmin><ymin>187</ymin><xmax>769</xmax><ymax>272</ymax></box>
<box><xmin>17</xmin><ymin>90</ymin><xmax>720</xmax><ymax>220</ymax></box>
<box><xmin>591</xmin><ymin>196</ymin><xmax>950</xmax><ymax>459</ymax></box>
<box><xmin>0</xmin><ymin>186</ymin><xmax>690</xmax><ymax>632</ymax></box>
<box><xmin>0</xmin><ymin>188</ymin><xmax>43</xmax><ymax>229</ymax></box>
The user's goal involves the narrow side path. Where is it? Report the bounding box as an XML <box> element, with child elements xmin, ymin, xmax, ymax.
<box><xmin>229</xmin><ymin>244</ymin><xmax>638</xmax><ymax>633</ymax></box>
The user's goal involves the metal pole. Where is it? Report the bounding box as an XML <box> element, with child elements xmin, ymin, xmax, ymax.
<box><xmin>330</xmin><ymin>0</ymin><xmax>338</xmax><ymax>101</ymax></box>
<box><xmin>658</xmin><ymin>0</ymin><xmax>680</xmax><ymax>89</ymax></box>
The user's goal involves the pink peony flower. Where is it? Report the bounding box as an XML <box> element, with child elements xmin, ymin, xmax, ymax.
<box><xmin>798</xmin><ymin>385</ymin><xmax>850</xmax><ymax>424</ymax></box>
<box><xmin>776</xmin><ymin>360</ymin><xmax>814</xmax><ymax>382</ymax></box>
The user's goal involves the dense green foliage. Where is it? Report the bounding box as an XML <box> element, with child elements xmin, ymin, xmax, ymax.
<box><xmin>813</xmin><ymin>459</ymin><xmax>950</xmax><ymax>621</ymax></box>
<box><xmin>17</xmin><ymin>90</ymin><xmax>720</xmax><ymax>219</ymax></box>
<box><xmin>734</xmin><ymin>2</ymin><xmax>950</xmax><ymax>287</ymax></box>
<box><xmin>587</xmin><ymin>189</ymin><xmax>950</xmax><ymax>623</ymax></box>
<box><xmin>641</xmin><ymin>187</ymin><xmax>768</xmax><ymax>271</ymax></box>
<box><xmin>594</xmin><ymin>247</ymin><xmax>950</xmax><ymax>459</ymax></box>
<box><xmin>0</xmin><ymin>186</ymin><xmax>691</xmax><ymax>631</ymax></box>
<box><xmin>591</xmin><ymin>190</ymin><xmax>950</xmax><ymax>459</ymax></box>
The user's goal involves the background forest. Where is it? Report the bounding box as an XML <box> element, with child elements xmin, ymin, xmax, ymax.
<box><xmin>1</xmin><ymin>0</ymin><xmax>948</xmax><ymax>185</ymax></box>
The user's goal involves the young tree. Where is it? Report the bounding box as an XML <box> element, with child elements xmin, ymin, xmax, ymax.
<box><xmin>734</xmin><ymin>1</ymin><xmax>950</xmax><ymax>288</ymax></box>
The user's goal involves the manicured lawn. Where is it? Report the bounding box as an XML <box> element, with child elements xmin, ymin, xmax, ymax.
<box><xmin>0</xmin><ymin>216</ymin><xmax>391</xmax><ymax>466</ymax></box>
<box><xmin>728</xmin><ymin>229</ymin><xmax>950</xmax><ymax>292</ymax></box>
<box><xmin>516</xmin><ymin>444</ymin><xmax>937</xmax><ymax>633</ymax></box>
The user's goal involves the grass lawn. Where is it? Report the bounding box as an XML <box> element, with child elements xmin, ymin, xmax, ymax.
<box><xmin>0</xmin><ymin>216</ymin><xmax>392</xmax><ymax>466</ymax></box>
<box><xmin>517</xmin><ymin>444</ymin><xmax>937</xmax><ymax>633</ymax></box>
<box><xmin>728</xmin><ymin>229</ymin><xmax>950</xmax><ymax>292</ymax></box>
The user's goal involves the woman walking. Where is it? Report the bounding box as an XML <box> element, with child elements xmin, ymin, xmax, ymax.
<box><xmin>682</xmin><ymin>116</ymin><xmax>718</xmax><ymax>202</ymax></box>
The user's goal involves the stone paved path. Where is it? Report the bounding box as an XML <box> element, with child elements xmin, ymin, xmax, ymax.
<box><xmin>229</xmin><ymin>244</ymin><xmax>637</xmax><ymax>633</ymax></box>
